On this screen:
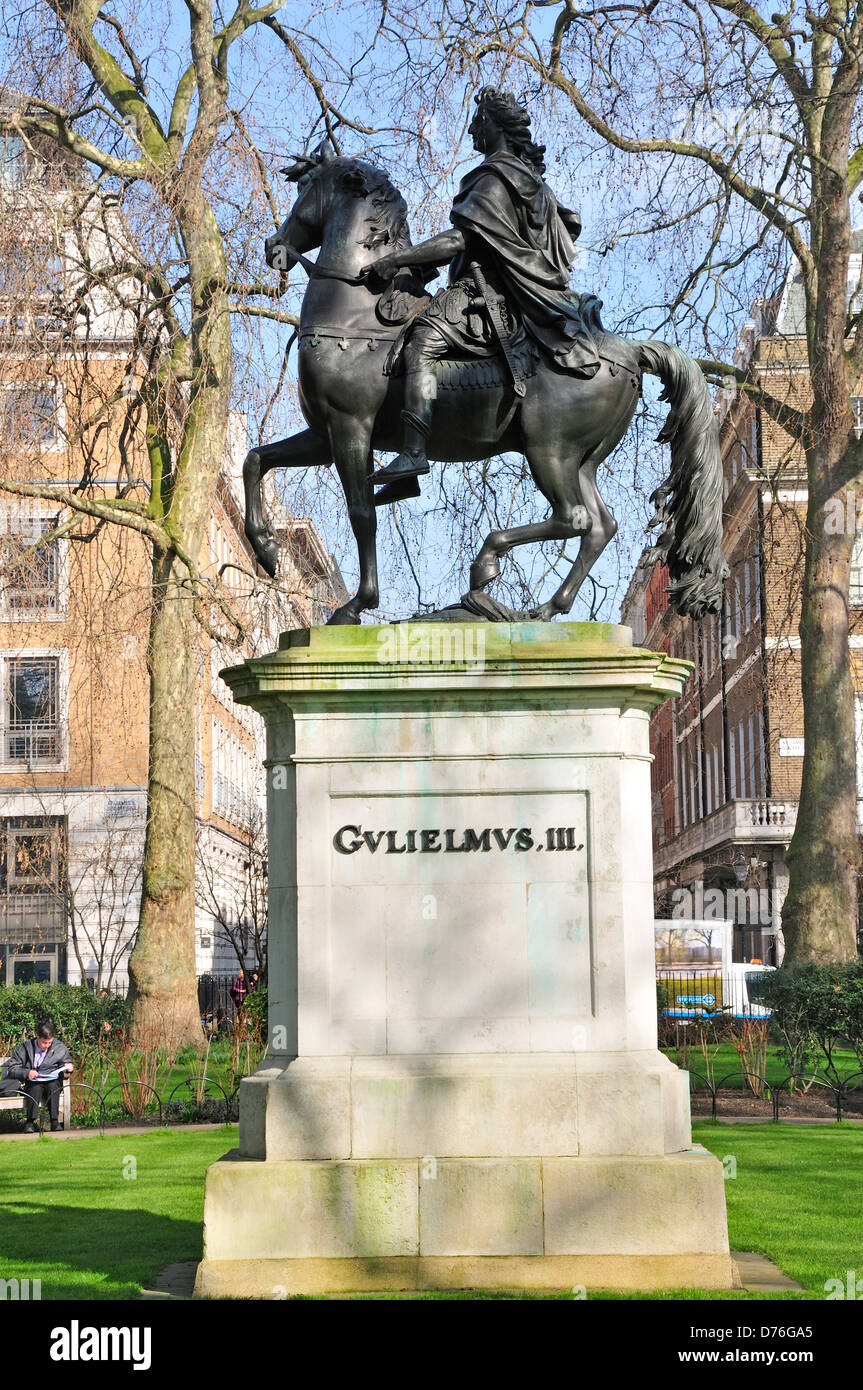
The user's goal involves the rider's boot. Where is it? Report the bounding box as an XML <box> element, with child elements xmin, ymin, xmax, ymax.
<box><xmin>373</xmin><ymin>375</ymin><xmax>433</xmax><ymax>484</ymax></box>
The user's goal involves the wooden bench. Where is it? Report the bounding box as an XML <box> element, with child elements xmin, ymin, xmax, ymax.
<box><xmin>0</xmin><ymin>1059</ymin><xmax>72</xmax><ymax>1129</ymax></box>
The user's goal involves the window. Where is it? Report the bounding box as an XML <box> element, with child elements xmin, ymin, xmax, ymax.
<box><xmin>0</xmin><ymin>385</ymin><xmax>58</xmax><ymax>448</ymax></box>
<box><xmin>3</xmin><ymin>655</ymin><xmax>63</xmax><ymax>765</ymax></box>
<box><xmin>0</xmin><ymin>510</ymin><xmax>62</xmax><ymax>616</ymax></box>
<box><xmin>729</xmin><ymin>727</ymin><xmax>737</xmax><ymax>798</ymax></box>
<box><xmin>0</xmin><ymin>137</ymin><xmax>27</xmax><ymax>189</ymax></box>
<box><xmin>856</xmin><ymin>694</ymin><xmax>863</xmax><ymax>797</ymax></box>
<box><xmin>310</xmin><ymin>578</ymin><xmax>335</xmax><ymax>625</ymax></box>
<box><xmin>0</xmin><ymin>241</ymin><xmax>62</xmax><ymax>298</ymax></box>
<box><xmin>748</xmin><ymin>714</ymin><xmax>756</xmax><ymax>797</ymax></box>
<box><xmin>852</xmin><ymin>397</ymin><xmax>863</xmax><ymax>440</ymax></box>
<box><xmin>852</xmin><ymin>534</ymin><xmax>863</xmax><ymax>605</ymax></box>
<box><xmin>212</xmin><ymin>718</ymin><xmax>262</xmax><ymax>829</ymax></box>
<box><xmin>0</xmin><ymin>818</ymin><xmax>67</xmax><ymax>953</ymax></box>
<box><xmin>749</xmin><ymin>412</ymin><xmax>758</xmax><ymax>466</ymax></box>
<box><xmin>5</xmin><ymin>820</ymin><xmax>62</xmax><ymax>889</ymax></box>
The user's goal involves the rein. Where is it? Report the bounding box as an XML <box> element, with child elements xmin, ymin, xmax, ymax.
<box><xmin>278</xmin><ymin>241</ymin><xmax>367</xmax><ymax>286</ymax></box>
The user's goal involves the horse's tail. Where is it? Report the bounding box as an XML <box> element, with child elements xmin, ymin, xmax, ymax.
<box><xmin>637</xmin><ymin>340</ymin><xmax>729</xmax><ymax>618</ymax></box>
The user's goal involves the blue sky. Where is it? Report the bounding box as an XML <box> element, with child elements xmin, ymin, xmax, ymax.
<box><xmin>0</xmin><ymin>0</ymin><xmax>798</xmax><ymax>624</ymax></box>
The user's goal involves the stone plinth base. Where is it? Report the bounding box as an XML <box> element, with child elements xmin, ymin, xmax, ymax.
<box><xmin>195</xmin><ymin>1147</ymin><xmax>738</xmax><ymax>1296</ymax></box>
<box><xmin>196</xmin><ymin>623</ymin><xmax>734</xmax><ymax>1296</ymax></box>
<box><xmin>195</xmin><ymin>1252</ymin><xmax>739</xmax><ymax>1297</ymax></box>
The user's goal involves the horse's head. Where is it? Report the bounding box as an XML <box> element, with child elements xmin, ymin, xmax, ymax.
<box><xmin>264</xmin><ymin>143</ymin><xmax>410</xmax><ymax>275</ymax></box>
<box><xmin>265</xmin><ymin>143</ymin><xmax>333</xmax><ymax>269</ymax></box>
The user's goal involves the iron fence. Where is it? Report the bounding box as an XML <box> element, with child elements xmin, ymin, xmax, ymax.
<box><xmin>0</xmin><ymin>1070</ymin><xmax>240</xmax><ymax>1135</ymax></box>
<box><xmin>197</xmin><ymin>972</ymin><xmax>263</xmax><ymax>1033</ymax></box>
<box><xmin>685</xmin><ymin>1068</ymin><xmax>863</xmax><ymax>1122</ymax></box>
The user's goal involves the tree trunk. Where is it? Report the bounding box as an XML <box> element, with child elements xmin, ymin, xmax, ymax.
<box><xmin>782</xmin><ymin>471</ymin><xmax>860</xmax><ymax>963</ymax></box>
<box><xmin>127</xmin><ymin>199</ymin><xmax>231</xmax><ymax>1046</ymax></box>
<box><xmin>783</xmin><ymin>133</ymin><xmax>860</xmax><ymax>965</ymax></box>
<box><xmin>127</xmin><ymin>549</ymin><xmax>201</xmax><ymax>1046</ymax></box>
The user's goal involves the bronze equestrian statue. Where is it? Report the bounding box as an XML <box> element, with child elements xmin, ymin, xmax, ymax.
<box><xmin>244</xmin><ymin>86</ymin><xmax>728</xmax><ymax>625</ymax></box>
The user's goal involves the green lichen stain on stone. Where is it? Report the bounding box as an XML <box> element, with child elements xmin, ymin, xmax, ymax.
<box><xmin>219</xmin><ymin>618</ymin><xmax>692</xmax><ymax>712</ymax></box>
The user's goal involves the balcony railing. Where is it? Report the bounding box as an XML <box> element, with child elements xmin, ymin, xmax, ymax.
<box><xmin>654</xmin><ymin>798</ymin><xmax>799</xmax><ymax>874</ymax></box>
<box><xmin>212</xmin><ymin>772</ymin><xmax>262</xmax><ymax>831</ymax></box>
<box><xmin>745</xmin><ymin>800</ymin><xmax>792</xmax><ymax>827</ymax></box>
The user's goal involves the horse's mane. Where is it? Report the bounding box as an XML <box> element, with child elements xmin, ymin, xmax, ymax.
<box><xmin>337</xmin><ymin>157</ymin><xmax>411</xmax><ymax>253</ymax></box>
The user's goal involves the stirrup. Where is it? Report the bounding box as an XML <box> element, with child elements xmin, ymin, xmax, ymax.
<box><xmin>373</xmin><ymin>451</ymin><xmax>430</xmax><ymax>483</ymax></box>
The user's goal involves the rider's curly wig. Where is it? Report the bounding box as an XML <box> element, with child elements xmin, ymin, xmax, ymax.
<box><xmin>475</xmin><ymin>86</ymin><xmax>546</xmax><ymax>175</ymax></box>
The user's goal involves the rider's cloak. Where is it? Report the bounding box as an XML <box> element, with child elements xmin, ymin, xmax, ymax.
<box><xmin>448</xmin><ymin>151</ymin><xmax>601</xmax><ymax>378</ymax></box>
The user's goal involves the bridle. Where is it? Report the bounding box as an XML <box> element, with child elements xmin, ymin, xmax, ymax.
<box><xmin>271</xmin><ymin>170</ymin><xmax>370</xmax><ymax>287</ymax></box>
<box><xmin>274</xmin><ymin>240</ymin><xmax>367</xmax><ymax>286</ymax></box>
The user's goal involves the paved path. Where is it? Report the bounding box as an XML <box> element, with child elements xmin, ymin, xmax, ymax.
<box><xmin>140</xmin><ymin>1262</ymin><xmax>199</xmax><ymax>1301</ymax></box>
<box><xmin>732</xmin><ymin>1251</ymin><xmax>805</xmax><ymax>1292</ymax></box>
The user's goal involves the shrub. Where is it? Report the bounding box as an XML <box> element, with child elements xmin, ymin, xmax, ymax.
<box><xmin>761</xmin><ymin>963</ymin><xmax>863</xmax><ymax>1087</ymax></box>
<box><xmin>0</xmin><ymin>982</ymin><xmax>131</xmax><ymax>1052</ymax></box>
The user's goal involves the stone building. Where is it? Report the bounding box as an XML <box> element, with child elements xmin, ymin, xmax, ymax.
<box><xmin>621</xmin><ymin>250</ymin><xmax>863</xmax><ymax>963</ymax></box>
<box><xmin>0</xmin><ymin>127</ymin><xmax>341</xmax><ymax>991</ymax></box>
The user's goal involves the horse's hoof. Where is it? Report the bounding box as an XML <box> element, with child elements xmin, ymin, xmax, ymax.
<box><xmin>254</xmin><ymin>536</ymin><xmax>279</xmax><ymax>578</ymax></box>
<box><xmin>327</xmin><ymin>606</ymin><xmax>362</xmax><ymax>626</ymax></box>
<box><xmin>469</xmin><ymin>555</ymin><xmax>501</xmax><ymax>590</ymax></box>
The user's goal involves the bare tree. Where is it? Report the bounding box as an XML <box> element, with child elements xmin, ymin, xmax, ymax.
<box><xmin>375</xmin><ymin>0</ymin><xmax>863</xmax><ymax>963</ymax></box>
<box><xmin>0</xmin><ymin>2</ymin><xmax>392</xmax><ymax>1041</ymax></box>
<box><xmin>195</xmin><ymin>804</ymin><xmax>267</xmax><ymax>979</ymax></box>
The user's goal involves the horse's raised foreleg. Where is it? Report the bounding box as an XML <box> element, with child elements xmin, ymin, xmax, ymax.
<box><xmin>529</xmin><ymin>461</ymin><xmax>618</xmax><ymax>620</ymax></box>
<box><xmin>328</xmin><ymin>413</ymin><xmax>378</xmax><ymax>624</ymax></box>
<box><xmin>244</xmin><ymin>429</ymin><xmax>331</xmax><ymax>577</ymax></box>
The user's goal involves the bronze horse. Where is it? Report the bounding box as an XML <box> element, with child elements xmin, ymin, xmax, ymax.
<box><xmin>243</xmin><ymin>148</ymin><xmax>728</xmax><ymax>625</ymax></box>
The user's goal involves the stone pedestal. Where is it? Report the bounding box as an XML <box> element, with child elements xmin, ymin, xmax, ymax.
<box><xmin>195</xmin><ymin>622</ymin><xmax>737</xmax><ymax>1296</ymax></box>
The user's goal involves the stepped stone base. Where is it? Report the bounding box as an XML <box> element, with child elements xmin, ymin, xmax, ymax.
<box><xmin>195</xmin><ymin>1147</ymin><xmax>738</xmax><ymax>1296</ymax></box>
<box><xmin>195</xmin><ymin>623</ymin><xmax>735</xmax><ymax>1298</ymax></box>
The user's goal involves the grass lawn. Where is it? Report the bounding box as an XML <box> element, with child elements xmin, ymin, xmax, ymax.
<box><xmin>0</xmin><ymin>1126</ymin><xmax>237</xmax><ymax>1299</ymax></box>
<box><xmin>0</xmin><ymin>1121</ymin><xmax>860</xmax><ymax>1299</ymax></box>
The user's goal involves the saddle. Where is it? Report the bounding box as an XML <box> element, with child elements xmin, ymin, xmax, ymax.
<box><xmin>434</xmin><ymin>337</ymin><xmax>540</xmax><ymax>393</ymax></box>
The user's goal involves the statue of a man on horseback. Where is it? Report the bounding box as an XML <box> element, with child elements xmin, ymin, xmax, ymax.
<box><xmin>245</xmin><ymin>85</ymin><xmax>728</xmax><ymax>626</ymax></box>
<box><xmin>368</xmin><ymin>86</ymin><xmax>602</xmax><ymax>490</ymax></box>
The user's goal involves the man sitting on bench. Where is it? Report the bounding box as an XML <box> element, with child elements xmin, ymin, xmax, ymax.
<box><xmin>4</xmin><ymin>1017</ymin><xmax>74</xmax><ymax>1132</ymax></box>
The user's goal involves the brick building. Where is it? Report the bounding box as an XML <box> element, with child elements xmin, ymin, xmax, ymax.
<box><xmin>621</xmin><ymin>247</ymin><xmax>863</xmax><ymax>963</ymax></box>
<box><xmin>0</xmin><ymin>127</ymin><xmax>341</xmax><ymax>991</ymax></box>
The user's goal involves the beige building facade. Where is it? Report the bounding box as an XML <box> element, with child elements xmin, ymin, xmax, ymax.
<box><xmin>622</xmin><ymin>253</ymin><xmax>863</xmax><ymax>962</ymax></box>
<box><xmin>0</xmin><ymin>130</ymin><xmax>341</xmax><ymax>992</ymax></box>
